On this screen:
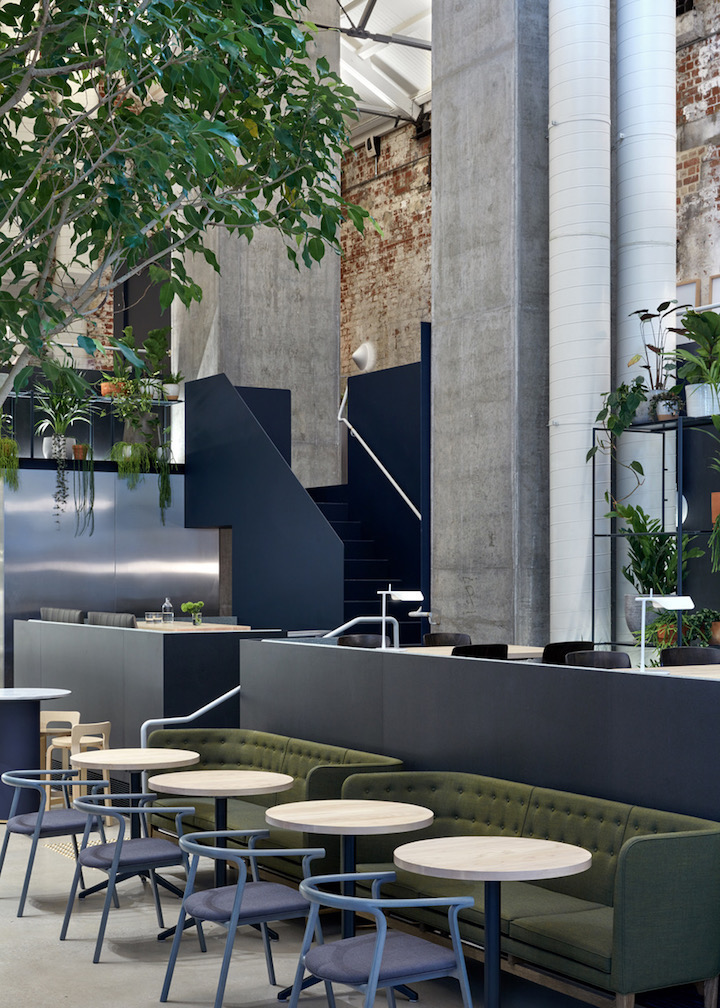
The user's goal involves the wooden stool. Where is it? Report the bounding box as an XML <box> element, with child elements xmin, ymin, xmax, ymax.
<box><xmin>46</xmin><ymin>721</ymin><xmax>111</xmax><ymax>805</ymax></box>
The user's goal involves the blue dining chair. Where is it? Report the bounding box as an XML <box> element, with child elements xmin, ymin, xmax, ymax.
<box><xmin>161</xmin><ymin>829</ymin><xmax>326</xmax><ymax>1008</ymax></box>
<box><xmin>0</xmin><ymin>768</ymin><xmax>108</xmax><ymax>917</ymax></box>
<box><xmin>288</xmin><ymin>870</ymin><xmax>475</xmax><ymax>1008</ymax></box>
<box><xmin>60</xmin><ymin>793</ymin><xmax>197</xmax><ymax>962</ymax></box>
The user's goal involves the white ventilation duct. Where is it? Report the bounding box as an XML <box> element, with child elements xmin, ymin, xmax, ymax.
<box><xmin>548</xmin><ymin>0</ymin><xmax>612</xmax><ymax>640</ymax></box>
<box><xmin>614</xmin><ymin>0</ymin><xmax>677</xmax><ymax>639</ymax></box>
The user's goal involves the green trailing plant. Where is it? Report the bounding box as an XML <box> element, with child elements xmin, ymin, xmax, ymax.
<box><xmin>0</xmin><ymin>415</ymin><xmax>19</xmax><ymax>491</ymax></box>
<box><xmin>72</xmin><ymin>445</ymin><xmax>94</xmax><ymax>537</ymax></box>
<box><xmin>586</xmin><ymin>377</ymin><xmax>647</xmax><ymax>490</ymax></box>
<box><xmin>156</xmin><ymin>437</ymin><xmax>174</xmax><ymax>525</ymax></box>
<box><xmin>143</xmin><ymin>327</ymin><xmax>171</xmax><ymax>378</ymax></box>
<box><xmin>605</xmin><ymin>496</ymin><xmax>703</xmax><ymax>595</ymax></box>
<box><xmin>110</xmin><ymin>441</ymin><xmax>153</xmax><ymax>490</ymax></box>
<box><xmin>34</xmin><ymin>364</ymin><xmax>96</xmax><ymax>523</ymax></box>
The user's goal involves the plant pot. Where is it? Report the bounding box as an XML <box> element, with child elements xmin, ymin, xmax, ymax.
<box><xmin>192</xmin><ymin>612</ymin><xmax>203</xmax><ymax>626</ymax></box>
<box><xmin>139</xmin><ymin>378</ymin><xmax>161</xmax><ymax>398</ymax></box>
<box><xmin>72</xmin><ymin>444</ymin><xmax>88</xmax><ymax>461</ymax></box>
<box><xmin>624</xmin><ymin>594</ymin><xmax>660</xmax><ymax>635</ymax></box>
<box><xmin>631</xmin><ymin>402</ymin><xmax>652</xmax><ymax>425</ymax></box>
<box><xmin>712</xmin><ymin>622</ymin><xmax>720</xmax><ymax>647</ymax></box>
<box><xmin>656</xmin><ymin>624</ymin><xmax>677</xmax><ymax>647</ymax></box>
<box><xmin>42</xmin><ymin>435</ymin><xmax>75</xmax><ymax>460</ymax></box>
<box><xmin>100</xmin><ymin>380</ymin><xmax>125</xmax><ymax>397</ymax></box>
<box><xmin>655</xmin><ymin>401</ymin><xmax>680</xmax><ymax>421</ymax></box>
<box><xmin>163</xmin><ymin>383</ymin><xmax>180</xmax><ymax>401</ymax></box>
<box><xmin>684</xmin><ymin>383</ymin><xmax>720</xmax><ymax>418</ymax></box>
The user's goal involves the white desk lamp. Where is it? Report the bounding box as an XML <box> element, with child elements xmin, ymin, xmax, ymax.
<box><xmin>637</xmin><ymin>592</ymin><xmax>694</xmax><ymax>672</ymax></box>
<box><xmin>377</xmin><ymin>586</ymin><xmax>424</xmax><ymax>649</ymax></box>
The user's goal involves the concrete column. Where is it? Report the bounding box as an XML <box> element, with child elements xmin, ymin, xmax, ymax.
<box><xmin>173</xmin><ymin>0</ymin><xmax>341</xmax><ymax>489</ymax></box>
<box><xmin>431</xmin><ymin>2</ymin><xmax>550</xmax><ymax>643</ymax></box>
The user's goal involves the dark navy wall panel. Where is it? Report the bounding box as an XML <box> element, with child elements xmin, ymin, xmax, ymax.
<box><xmin>185</xmin><ymin>375</ymin><xmax>343</xmax><ymax>632</ymax></box>
<box><xmin>347</xmin><ymin>363</ymin><xmax>422</xmax><ymax>590</ymax></box>
<box><xmin>235</xmin><ymin>386</ymin><xmax>291</xmax><ymax>466</ymax></box>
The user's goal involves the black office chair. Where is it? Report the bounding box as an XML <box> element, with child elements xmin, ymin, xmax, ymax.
<box><xmin>337</xmin><ymin>634</ymin><xmax>390</xmax><ymax>648</ymax></box>
<box><xmin>660</xmin><ymin>646</ymin><xmax>720</xmax><ymax>666</ymax></box>
<box><xmin>423</xmin><ymin>632</ymin><xmax>471</xmax><ymax>647</ymax></box>
<box><xmin>87</xmin><ymin>611</ymin><xmax>137</xmax><ymax>628</ymax></box>
<box><xmin>452</xmin><ymin>644</ymin><xmax>508</xmax><ymax>659</ymax></box>
<box><xmin>542</xmin><ymin>641</ymin><xmax>594</xmax><ymax>665</ymax></box>
<box><xmin>565</xmin><ymin>650</ymin><xmax>631</xmax><ymax>669</ymax></box>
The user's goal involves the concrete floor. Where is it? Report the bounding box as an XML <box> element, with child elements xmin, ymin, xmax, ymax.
<box><xmin>0</xmin><ymin>825</ymin><xmax>694</xmax><ymax>1008</ymax></box>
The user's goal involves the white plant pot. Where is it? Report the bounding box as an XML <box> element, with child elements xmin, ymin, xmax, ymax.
<box><xmin>139</xmin><ymin>378</ymin><xmax>161</xmax><ymax>398</ymax></box>
<box><xmin>163</xmin><ymin>383</ymin><xmax>180</xmax><ymax>401</ymax></box>
<box><xmin>685</xmin><ymin>383</ymin><xmax>720</xmax><ymax>418</ymax></box>
<box><xmin>42</xmin><ymin>435</ymin><xmax>76</xmax><ymax>460</ymax></box>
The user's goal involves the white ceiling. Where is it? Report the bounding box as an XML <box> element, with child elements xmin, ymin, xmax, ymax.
<box><xmin>334</xmin><ymin>0</ymin><xmax>432</xmax><ymax>144</ymax></box>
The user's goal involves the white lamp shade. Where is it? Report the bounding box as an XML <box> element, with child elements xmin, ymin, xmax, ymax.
<box><xmin>351</xmin><ymin>341</ymin><xmax>377</xmax><ymax>372</ymax></box>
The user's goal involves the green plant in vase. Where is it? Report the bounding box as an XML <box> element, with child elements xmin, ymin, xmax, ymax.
<box><xmin>110</xmin><ymin>440</ymin><xmax>153</xmax><ymax>489</ymax></box>
<box><xmin>72</xmin><ymin>444</ymin><xmax>94</xmax><ymax>537</ymax></box>
<box><xmin>0</xmin><ymin>415</ymin><xmax>19</xmax><ymax>492</ymax></box>
<box><xmin>34</xmin><ymin>365</ymin><xmax>95</xmax><ymax>522</ymax></box>
<box><xmin>180</xmin><ymin>600</ymin><xmax>204</xmax><ymax>625</ymax></box>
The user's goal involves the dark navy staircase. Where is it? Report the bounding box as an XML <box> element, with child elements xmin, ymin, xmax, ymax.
<box><xmin>309</xmin><ymin>483</ymin><xmax>421</xmax><ymax>644</ymax></box>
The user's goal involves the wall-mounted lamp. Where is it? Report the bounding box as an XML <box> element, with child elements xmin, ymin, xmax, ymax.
<box><xmin>351</xmin><ymin>340</ymin><xmax>377</xmax><ymax>372</ymax></box>
<box><xmin>637</xmin><ymin>592</ymin><xmax>694</xmax><ymax>672</ymax></box>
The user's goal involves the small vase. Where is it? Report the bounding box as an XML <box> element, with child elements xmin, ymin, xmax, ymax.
<box><xmin>192</xmin><ymin>612</ymin><xmax>203</xmax><ymax>626</ymax></box>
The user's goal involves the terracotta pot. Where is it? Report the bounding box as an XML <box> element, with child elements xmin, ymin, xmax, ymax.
<box><xmin>656</xmin><ymin>625</ymin><xmax>677</xmax><ymax>647</ymax></box>
<box><xmin>72</xmin><ymin>444</ymin><xmax>88</xmax><ymax>461</ymax></box>
<box><xmin>100</xmin><ymin>380</ymin><xmax>124</xmax><ymax>397</ymax></box>
<box><xmin>711</xmin><ymin>622</ymin><xmax>720</xmax><ymax>647</ymax></box>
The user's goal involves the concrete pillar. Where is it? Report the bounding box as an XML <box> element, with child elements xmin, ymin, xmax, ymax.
<box><xmin>431</xmin><ymin>2</ymin><xmax>550</xmax><ymax>643</ymax></box>
<box><xmin>173</xmin><ymin>0</ymin><xmax>341</xmax><ymax>489</ymax></box>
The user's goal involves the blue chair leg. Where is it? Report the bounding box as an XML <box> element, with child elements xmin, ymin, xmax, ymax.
<box><xmin>17</xmin><ymin>828</ymin><xmax>42</xmax><ymax>917</ymax></box>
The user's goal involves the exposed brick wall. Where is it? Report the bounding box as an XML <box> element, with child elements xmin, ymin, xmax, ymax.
<box><xmin>340</xmin><ymin>122</ymin><xmax>431</xmax><ymax>378</ymax></box>
<box><xmin>677</xmin><ymin>0</ymin><xmax>720</xmax><ymax>302</ymax></box>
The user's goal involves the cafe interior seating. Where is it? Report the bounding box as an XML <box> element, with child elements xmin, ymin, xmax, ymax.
<box><xmin>423</xmin><ymin>632</ymin><xmax>471</xmax><ymax>647</ymax></box>
<box><xmin>659</xmin><ymin>645</ymin><xmax>720</xmax><ymax>666</ymax></box>
<box><xmin>61</xmin><ymin>793</ymin><xmax>197</xmax><ymax>963</ymax></box>
<box><xmin>39</xmin><ymin>607</ymin><xmax>85</xmax><ymax>623</ymax></box>
<box><xmin>45</xmin><ymin>720</ymin><xmax>111</xmax><ymax>806</ymax></box>
<box><xmin>161</xmin><ymin>829</ymin><xmax>325</xmax><ymax>1008</ymax></box>
<box><xmin>452</xmin><ymin>643</ymin><xmax>509</xmax><ymax>659</ymax></box>
<box><xmin>39</xmin><ymin>710</ymin><xmax>81</xmax><ymax>765</ymax></box>
<box><xmin>87</xmin><ymin>611</ymin><xmax>137</xmax><ymax>628</ymax></box>
<box><xmin>287</xmin><ymin>870</ymin><xmax>474</xmax><ymax>1008</ymax></box>
<box><xmin>541</xmin><ymin>640</ymin><xmax>594</xmax><ymax>665</ymax></box>
<box><xmin>337</xmin><ymin>634</ymin><xmax>390</xmax><ymax>648</ymax></box>
<box><xmin>565</xmin><ymin>650</ymin><xmax>632</xmax><ymax>669</ymax></box>
<box><xmin>0</xmin><ymin>769</ymin><xmax>107</xmax><ymax>917</ymax></box>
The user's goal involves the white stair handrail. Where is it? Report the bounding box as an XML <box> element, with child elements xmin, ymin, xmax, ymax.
<box><xmin>338</xmin><ymin>387</ymin><xmax>421</xmax><ymax>520</ymax></box>
<box><xmin>140</xmin><ymin>684</ymin><xmax>242</xmax><ymax>748</ymax></box>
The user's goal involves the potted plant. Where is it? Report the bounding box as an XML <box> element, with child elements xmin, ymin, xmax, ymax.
<box><xmin>648</xmin><ymin>389</ymin><xmax>682</xmax><ymax>422</ymax></box>
<box><xmin>0</xmin><ymin>415</ymin><xmax>19</xmax><ymax>492</ymax></box>
<box><xmin>674</xmin><ymin>309</ymin><xmax>720</xmax><ymax>417</ymax></box>
<box><xmin>139</xmin><ymin>326</ymin><xmax>170</xmax><ymax>398</ymax></box>
<box><xmin>642</xmin><ymin>607</ymin><xmax>720</xmax><ymax>653</ymax></box>
<box><xmin>180</xmin><ymin>600</ymin><xmax>204</xmax><ymax>626</ymax></box>
<box><xmin>627</xmin><ymin>300</ymin><xmax>685</xmax><ymax>421</ymax></box>
<box><xmin>605</xmin><ymin>497</ymin><xmax>704</xmax><ymax>633</ymax></box>
<box><xmin>586</xmin><ymin>377</ymin><xmax>647</xmax><ymax>489</ymax></box>
<box><xmin>162</xmin><ymin>372</ymin><xmax>184</xmax><ymax>401</ymax></box>
<box><xmin>34</xmin><ymin>365</ymin><xmax>96</xmax><ymax>521</ymax></box>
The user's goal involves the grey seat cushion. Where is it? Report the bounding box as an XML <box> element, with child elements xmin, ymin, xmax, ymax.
<box><xmin>186</xmin><ymin>880</ymin><xmax>308</xmax><ymax>923</ymax></box>
<box><xmin>305</xmin><ymin>930</ymin><xmax>459</xmax><ymax>984</ymax></box>
<box><xmin>79</xmin><ymin>837</ymin><xmax>181</xmax><ymax>870</ymax></box>
<box><xmin>8</xmin><ymin>809</ymin><xmax>95</xmax><ymax>837</ymax></box>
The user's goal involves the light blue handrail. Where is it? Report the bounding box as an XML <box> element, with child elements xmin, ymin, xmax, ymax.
<box><xmin>140</xmin><ymin>684</ymin><xmax>242</xmax><ymax>748</ymax></box>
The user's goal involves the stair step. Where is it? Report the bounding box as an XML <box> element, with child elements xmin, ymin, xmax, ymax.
<box><xmin>345</xmin><ymin>558</ymin><xmax>390</xmax><ymax>578</ymax></box>
<box><xmin>344</xmin><ymin>539</ymin><xmax>377</xmax><ymax>560</ymax></box>
<box><xmin>315</xmin><ymin>501</ymin><xmax>350</xmax><ymax>522</ymax></box>
<box><xmin>328</xmin><ymin>520</ymin><xmax>364</xmax><ymax>538</ymax></box>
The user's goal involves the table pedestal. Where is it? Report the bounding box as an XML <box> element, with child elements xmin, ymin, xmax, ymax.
<box><xmin>0</xmin><ymin>700</ymin><xmax>41</xmax><ymax>817</ymax></box>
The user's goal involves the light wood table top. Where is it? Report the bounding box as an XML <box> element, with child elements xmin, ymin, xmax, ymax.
<box><xmin>136</xmin><ymin>621</ymin><xmax>251</xmax><ymax>632</ymax></box>
<box><xmin>402</xmin><ymin>645</ymin><xmax>543</xmax><ymax>660</ymax></box>
<box><xmin>660</xmin><ymin>664</ymin><xmax>720</xmax><ymax>679</ymax></box>
<box><xmin>394</xmin><ymin>834</ymin><xmax>592</xmax><ymax>882</ymax></box>
<box><xmin>265</xmin><ymin>798</ymin><xmax>434</xmax><ymax>835</ymax></box>
<box><xmin>70</xmin><ymin>747</ymin><xmax>200</xmax><ymax>772</ymax></box>
<box><xmin>148</xmin><ymin>769</ymin><xmax>294</xmax><ymax>797</ymax></box>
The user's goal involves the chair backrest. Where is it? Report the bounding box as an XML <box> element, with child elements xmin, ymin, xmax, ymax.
<box><xmin>423</xmin><ymin>632</ymin><xmax>472</xmax><ymax>647</ymax></box>
<box><xmin>69</xmin><ymin>721</ymin><xmax>111</xmax><ymax>755</ymax></box>
<box><xmin>542</xmin><ymin>641</ymin><xmax>593</xmax><ymax>665</ymax></box>
<box><xmin>337</xmin><ymin>634</ymin><xmax>389</xmax><ymax>648</ymax></box>
<box><xmin>40</xmin><ymin>607</ymin><xmax>84</xmax><ymax>623</ymax></box>
<box><xmin>40</xmin><ymin>711</ymin><xmax>81</xmax><ymax>733</ymax></box>
<box><xmin>452</xmin><ymin>643</ymin><xmax>509</xmax><ymax>659</ymax></box>
<box><xmin>565</xmin><ymin>650</ymin><xmax>631</xmax><ymax>669</ymax></box>
<box><xmin>87</xmin><ymin>611</ymin><xmax>137</xmax><ymax>628</ymax></box>
<box><xmin>660</xmin><ymin>646</ymin><xmax>720</xmax><ymax>666</ymax></box>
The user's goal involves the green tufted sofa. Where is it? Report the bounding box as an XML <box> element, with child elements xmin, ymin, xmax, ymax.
<box><xmin>342</xmin><ymin>770</ymin><xmax>720</xmax><ymax>1008</ymax></box>
<box><xmin>147</xmin><ymin>728</ymin><xmax>402</xmax><ymax>877</ymax></box>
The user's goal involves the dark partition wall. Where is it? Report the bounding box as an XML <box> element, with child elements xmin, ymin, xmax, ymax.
<box><xmin>184</xmin><ymin>375</ymin><xmax>343</xmax><ymax>632</ymax></box>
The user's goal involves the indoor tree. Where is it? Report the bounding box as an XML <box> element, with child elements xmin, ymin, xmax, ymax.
<box><xmin>0</xmin><ymin>0</ymin><xmax>371</xmax><ymax>397</ymax></box>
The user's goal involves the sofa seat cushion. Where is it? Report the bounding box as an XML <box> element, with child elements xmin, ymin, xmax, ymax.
<box><xmin>357</xmin><ymin>865</ymin><xmax>604</xmax><ymax>936</ymax></box>
<box><xmin>508</xmin><ymin>906</ymin><xmax>613</xmax><ymax>973</ymax></box>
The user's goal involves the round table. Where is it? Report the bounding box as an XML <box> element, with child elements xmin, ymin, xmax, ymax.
<box><xmin>266</xmin><ymin>798</ymin><xmax>434</xmax><ymax>938</ymax></box>
<box><xmin>394</xmin><ymin>835</ymin><xmax>592</xmax><ymax>1008</ymax></box>
<box><xmin>148</xmin><ymin>769</ymin><xmax>294</xmax><ymax>886</ymax></box>
<box><xmin>0</xmin><ymin>687</ymin><xmax>71</xmax><ymax>818</ymax></box>
<box><xmin>71</xmin><ymin>747</ymin><xmax>200</xmax><ymax>837</ymax></box>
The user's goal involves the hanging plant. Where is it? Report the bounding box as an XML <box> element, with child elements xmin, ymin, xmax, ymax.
<box><xmin>72</xmin><ymin>444</ymin><xmax>95</xmax><ymax>537</ymax></box>
<box><xmin>110</xmin><ymin>440</ymin><xmax>153</xmax><ymax>489</ymax></box>
<box><xmin>156</xmin><ymin>435</ymin><xmax>174</xmax><ymax>525</ymax></box>
<box><xmin>0</xmin><ymin>429</ymin><xmax>20</xmax><ymax>491</ymax></box>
